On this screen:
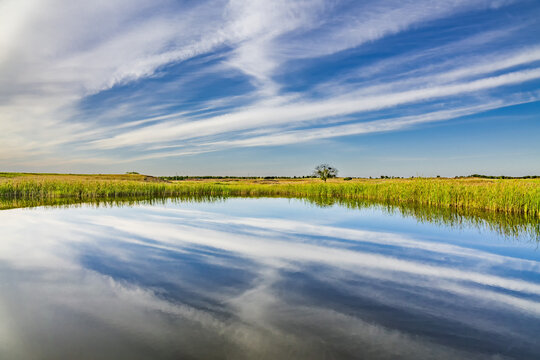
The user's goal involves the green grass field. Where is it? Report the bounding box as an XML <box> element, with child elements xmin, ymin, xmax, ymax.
<box><xmin>0</xmin><ymin>173</ymin><xmax>539</xmax><ymax>217</ymax></box>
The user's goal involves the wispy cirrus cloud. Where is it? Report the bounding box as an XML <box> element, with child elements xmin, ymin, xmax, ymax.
<box><xmin>1</xmin><ymin>0</ymin><xmax>539</xmax><ymax>173</ymax></box>
<box><xmin>88</xmin><ymin>66</ymin><xmax>540</xmax><ymax>151</ymax></box>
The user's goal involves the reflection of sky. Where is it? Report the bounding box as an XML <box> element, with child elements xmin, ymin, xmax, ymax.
<box><xmin>1</xmin><ymin>199</ymin><xmax>539</xmax><ymax>359</ymax></box>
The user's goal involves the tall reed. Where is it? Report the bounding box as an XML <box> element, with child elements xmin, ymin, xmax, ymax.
<box><xmin>1</xmin><ymin>178</ymin><xmax>538</xmax><ymax>217</ymax></box>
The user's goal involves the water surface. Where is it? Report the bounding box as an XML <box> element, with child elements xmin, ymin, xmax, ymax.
<box><xmin>0</xmin><ymin>198</ymin><xmax>539</xmax><ymax>359</ymax></box>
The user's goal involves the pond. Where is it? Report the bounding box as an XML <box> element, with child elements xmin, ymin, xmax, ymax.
<box><xmin>0</xmin><ymin>198</ymin><xmax>539</xmax><ymax>359</ymax></box>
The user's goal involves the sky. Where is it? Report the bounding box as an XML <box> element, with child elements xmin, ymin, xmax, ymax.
<box><xmin>0</xmin><ymin>0</ymin><xmax>539</xmax><ymax>177</ymax></box>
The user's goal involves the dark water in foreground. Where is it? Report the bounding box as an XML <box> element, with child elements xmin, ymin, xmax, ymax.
<box><xmin>0</xmin><ymin>198</ymin><xmax>539</xmax><ymax>359</ymax></box>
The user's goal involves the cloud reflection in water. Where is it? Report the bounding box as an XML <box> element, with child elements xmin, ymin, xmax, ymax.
<box><xmin>0</xmin><ymin>199</ymin><xmax>539</xmax><ymax>359</ymax></box>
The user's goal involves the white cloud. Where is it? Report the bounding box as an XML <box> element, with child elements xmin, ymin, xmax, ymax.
<box><xmin>0</xmin><ymin>0</ymin><xmax>537</xmax><ymax>168</ymax></box>
<box><xmin>88</xmin><ymin>67</ymin><xmax>540</xmax><ymax>151</ymax></box>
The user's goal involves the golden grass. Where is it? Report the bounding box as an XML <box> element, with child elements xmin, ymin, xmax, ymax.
<box><xmin>0</xmin><ymin>173</ymin><xmax>538</xmax><ymax>217</ymax></box>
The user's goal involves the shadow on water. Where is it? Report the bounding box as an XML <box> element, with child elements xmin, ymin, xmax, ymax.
<box><xmin>1</xmin><ymin>194</ymin><xmax>538</xmax><ymax>242</ymax></box>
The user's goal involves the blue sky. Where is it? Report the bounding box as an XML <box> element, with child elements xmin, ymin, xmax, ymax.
<box><xmin>1</xmin><ymin>0</ymin><xmax>539</xmax><ymax>176</ymax></box>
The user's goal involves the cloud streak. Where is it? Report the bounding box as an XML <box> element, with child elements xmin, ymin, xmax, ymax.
<box><xmin>0</xmin><ymin>0</ymin><xmax>539</xmax><ymax>171</ymax></box>
<box><xmin>89</xmin><ymin>67</ymin><xmax>540</xmax><ymax>152</ymax></box>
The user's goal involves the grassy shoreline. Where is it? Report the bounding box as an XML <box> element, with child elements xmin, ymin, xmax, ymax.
<box><xmin>1</xmin><ymin>173</ymin><xmax>539</xmax><ymax>217</ymax></box>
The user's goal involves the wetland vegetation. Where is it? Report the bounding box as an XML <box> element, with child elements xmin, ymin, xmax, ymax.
<box><xmin>1</xmin><ymin>172</ymin><xmax>538</xmax><ymax>242</ymax></box>
<box><xmin>1</xmin><ymin>173</ymin><xmax>538</xmax><ymax>216</ymax></box>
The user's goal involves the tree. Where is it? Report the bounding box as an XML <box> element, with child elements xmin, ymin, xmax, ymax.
<box><xmin>313</xmin><ymin>164</ymin><xmax>338</xmax><ymax>182</ymax></box>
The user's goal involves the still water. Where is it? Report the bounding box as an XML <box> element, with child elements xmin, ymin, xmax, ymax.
<box><xmin>0</xmin><ymin>198</ymin><xmax>539</xmax><ymax>359</ymax></box>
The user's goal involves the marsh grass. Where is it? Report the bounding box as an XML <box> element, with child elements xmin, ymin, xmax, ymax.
<box><xmin>0</xmin><ymin>176</ymin><xmax>538</xmax><ymax>217</ymax></box>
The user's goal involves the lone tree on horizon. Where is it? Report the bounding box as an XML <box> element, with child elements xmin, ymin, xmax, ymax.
<box><xmin>313</xmin><ymin>164</ymin><xmax>338</xmax><ymax>182</ymax></box>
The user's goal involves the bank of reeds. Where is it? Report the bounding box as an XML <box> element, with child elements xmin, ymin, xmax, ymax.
<box><xmin>1</xmin><ymin>177</ymin><xmax>539</xmax><ymax>217</ymax></box>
